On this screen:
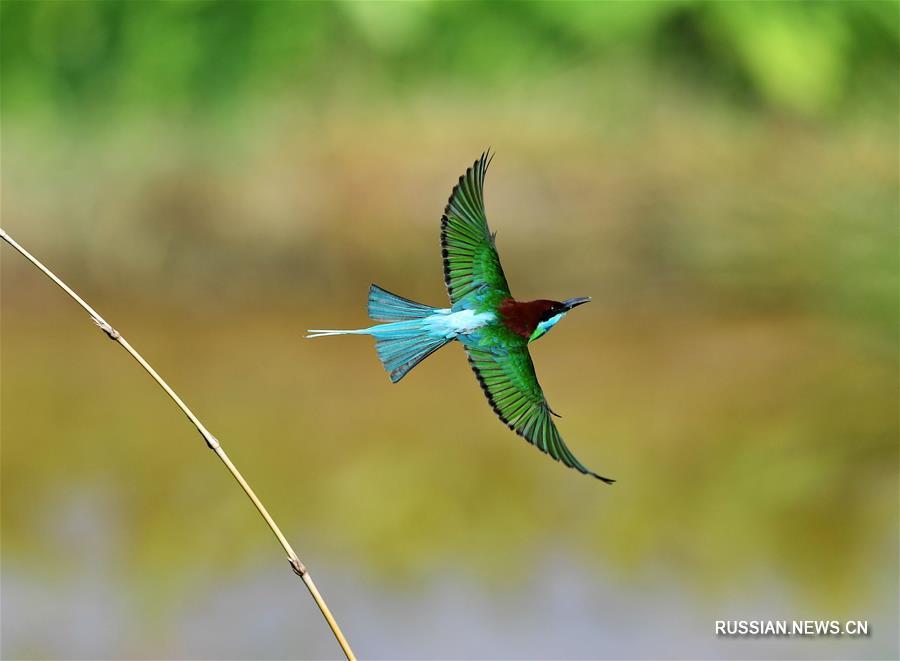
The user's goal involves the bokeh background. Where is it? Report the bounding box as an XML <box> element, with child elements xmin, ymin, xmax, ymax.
<box><xmin>2</xmin><ymin>2</ymin><xmax>897</xmax><ymax>659</ymax></box>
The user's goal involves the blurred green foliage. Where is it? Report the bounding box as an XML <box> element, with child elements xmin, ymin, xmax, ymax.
<box><xmin>1</xmin><ymin>1</ymin><xmax>897</xmax><ymax>121</ymax></box>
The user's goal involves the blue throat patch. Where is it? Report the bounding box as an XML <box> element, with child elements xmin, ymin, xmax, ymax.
<box><xmin>529</xmin><ymin>312</ymin><xmax>566</xmax><ymax>343</ymax></box>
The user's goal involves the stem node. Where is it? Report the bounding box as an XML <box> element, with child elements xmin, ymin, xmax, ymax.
<box><xmin>290</xmin><ymin>556</ymin><xmax>308</xmax><ymax>576</ymax></box>
<box><xmin>91</xmin><ymin>315</ymin><xmax>120</xmax><ymax>340</ymax></box>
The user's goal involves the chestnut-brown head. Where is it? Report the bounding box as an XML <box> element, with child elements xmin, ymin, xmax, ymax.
<box><xmin>499</xmin><ymin>296</ymin><xmax>591</xmax><ymax>342</ymax></box>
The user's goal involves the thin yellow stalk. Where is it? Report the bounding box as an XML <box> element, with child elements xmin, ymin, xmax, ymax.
<box><xmin>1</xmin><ymin>227</ymin><xmax>355</xmax><ymax>660</ymax></box>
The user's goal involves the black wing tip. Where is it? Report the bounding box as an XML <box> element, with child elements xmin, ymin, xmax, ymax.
<box><xmin>443</xmin><ymin>148</ymin><xmax>493</xmax><ymax>216</ymax></box>
<box><xmin>476</xmin><ymin>149</ymin><xmax>494</xmax><ymax>184</ymax></box>
<box><xmin>566</xmin><ymin>446</ymin><xmax>615</xmax><ymax>484</ymax></box>
<box><xmin>590</xmin><ymin>472</ymin><xmax>616</xmax><ymax>485</ymax></box>
<box><xmin>569</xmin><ymin>453</ymin><xmax>615</xmax><ymax>484</ymax></box>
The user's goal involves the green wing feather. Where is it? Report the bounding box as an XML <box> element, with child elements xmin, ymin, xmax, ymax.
<box><xmin>466</xmin><ymin>344</ymin><xmax>615</xmax><ymax>483</ymax></box>
<box><xmin>441</xmin><ymin>152</ymin><xmax>511</xmax><ymax>307</ymax></box>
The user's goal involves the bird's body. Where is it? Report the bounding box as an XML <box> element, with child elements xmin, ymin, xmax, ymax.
<box><xmin>308</xmin><ymin>152</ymin><xmax>614</xmax><ymax>483</ymax></box>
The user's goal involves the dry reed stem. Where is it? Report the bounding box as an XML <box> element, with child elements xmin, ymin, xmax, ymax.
<box><xmin>1</xmin><ymin>227</ymin><xmax>356</xmax><ymax>660</ymax></box>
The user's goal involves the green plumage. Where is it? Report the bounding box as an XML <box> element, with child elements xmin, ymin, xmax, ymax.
<box><xmin>441</xmin><ymin>152</ymin><xmax>613</xmax><ymax>483</ymax></box>
<box><xmin>441</xmin><ymin>152</ymin><xmax>511</xmax><ymax>311</ymax></box>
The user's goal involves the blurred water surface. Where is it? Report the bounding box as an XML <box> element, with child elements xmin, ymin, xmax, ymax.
<box><xmin>2</xmin><ymin>2</ymin><xmax>898</xmax><ymax>659</ymax></box>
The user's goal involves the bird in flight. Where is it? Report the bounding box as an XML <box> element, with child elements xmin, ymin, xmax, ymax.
<box><xmin>308</xmin><ymin>152</ymin><xmax>613</xmax><ymax>483</ymax></box>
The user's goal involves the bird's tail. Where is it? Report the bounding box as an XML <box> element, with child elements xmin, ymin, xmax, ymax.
<box><xmin>307</xmin><ymin>284</ymin><xmax>451</xmax><ymax>383</ymax></box>
<box><xmin>368</xmin><ymin>283</ymin><xmax>435</xmax><ymax>321</ymax></box>
<box><xmin>373</xmin><ymin>320</ymin><xmax>451</xmax><ymax>383</ymax></box>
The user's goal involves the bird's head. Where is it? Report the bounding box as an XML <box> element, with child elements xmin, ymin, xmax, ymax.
<box><xmin>528</xmin><ymin>296</ymin><xmax>591</xmax><ymax>343</ymax></box>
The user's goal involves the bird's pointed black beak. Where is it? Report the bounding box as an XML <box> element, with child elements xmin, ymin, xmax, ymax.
<box><xmin>563</xmin><ymin>296</ymin><xmax>591</xmax><ymax>311</ymax></box>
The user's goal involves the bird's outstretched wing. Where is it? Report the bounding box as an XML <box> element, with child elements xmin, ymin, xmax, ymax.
<box><xmin>466</xmin><ymin>344</ymin><xmax>614</xmax><ymax>483</ymax></box>
<box><xmin>441</xmin><ymin>151</ymin><xmax>512</xmax><ymax>306</ymax></box>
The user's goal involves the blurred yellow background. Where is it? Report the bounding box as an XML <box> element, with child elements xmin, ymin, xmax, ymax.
<box><xmin>2</xmin><ymin>2</ymin><xmax>897</xmax><ymax>659</ymax></box>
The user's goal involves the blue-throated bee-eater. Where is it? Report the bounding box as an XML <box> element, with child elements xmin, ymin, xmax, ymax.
<box><xmin>308</xmin><ymin>152</ymin><xmax>613</xmax><ymax>483</ymax></box>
